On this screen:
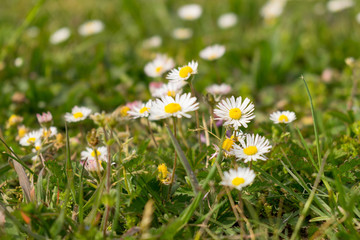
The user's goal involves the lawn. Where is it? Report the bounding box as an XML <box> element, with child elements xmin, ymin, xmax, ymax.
<box><xmin>0</xmin><ymin>0</ymin><xmax>360</xmax><ymax>239</ymax></box>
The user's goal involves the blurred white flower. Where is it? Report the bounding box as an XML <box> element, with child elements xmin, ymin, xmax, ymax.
<box><xmin>269</xmin><ymin>111</ymin><xmax>296</xmax><ymax>124</ymax></box>
<box><xmin>50</xmin><ymin>27</ymin><xmax>71</xmax><ymax>45</ymax></box>
<box><xmin>149</xmin><ymin>82</ymin><xmax>164</xmax><ymax>96</ymax></box>
<box><xmin>327</xmin><ymin>0</ymin><xmax>354</xmax><ymax>12</ymax></box>
<box><xmin>144</xmin><ymin>54</ymin><xmax>175</xmax><ymax>78</ymax></box>
<box><xmin>356</xmin><ymin>13</ymin><xmax>360</xmax><ymax>24</ymax></box>
<box><xmin>220</xmin><ymin>167</ymin><xmax>256</xmax><ymax>191</ymax></box>
<box><xmin>78</xmin><ymin>20</ymin><xmax>104</xmax><ymax>36</ymax></box>
<box><xmin>178</xmin><ymin>4</ymin><xmax>202</xmax><ymax>21</ymax></box>
<box><xmin>206</xmin><ymin>84</ymin><xmax>231</xmax><ymax>96</ymax></box>
<box><xmin>217</xmin><ymin>13</ymin><xmax>238</xmax><ymax>29</ymax></box>
<box><xmin>64</xmin><ymin>106</ymin><xmax>92</xmax><ymax>122</ymax></box>
<box><xmin>199</xmin><ymin>44</ymin><xmax>226</xmax><ymax>61</ymax></box>
<box><xmin>14</xmin><ymin>57</ymin><xmax>23</xmax><ymax>67</ymax></box>
<box><xmin>167</xmin><ymin>60</ymin><xmax>198</xmax><ymax>83</ymax></box>
<box><xmin>152</xmin><ymin>81</ymin><xmax>186</xmax><ymax>98</ymax></box>
<box><xmin>143</xmin><ymin>35</ymin><xmax>162</xmax><ymax>49</ymax></box>
<box><xmin>26</xmin><ymin>26</ymin><xmax>39</xmax><ymax>38</ymax></box>
<box><xmin>260</xmin><ymin>0</ymin><xmax>287</xmax><ymax>20</ymax></box>
<box><xmin>172</xmin><ymin>28</ymin><xmax>193</xmax><ymax>40</ymax></box>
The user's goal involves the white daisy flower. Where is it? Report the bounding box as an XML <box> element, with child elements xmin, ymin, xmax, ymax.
<box><xmin>214</xmin><ymin>96</ymin><xmax>255</xmax><ymax>130</ymax></box>
<box><xmin>172</xmin><ymin>28</ymin><xmax>193</xmax><ymax>40</ymax></box>
<box><xmin>128</xmin><ymin>100</ymin><xmax>153</xmax><ymax>119</ymax></box>
<box><xmin>149</xmin><ymin>93</ymin><xmax>199</xmax><ymax>120</ymax></box>
<box><xmin>149</xmin><ymin>82</ymin><xmax>164</xmax><ymax>96</ymax></box>
<box><xmin>206</xmin><ymin>83</ymin><xmax>231</xmax><ymax>96</ymax></box>
<box><xmin>199</xmin><ymin>44</ymin><xmax>226</xmax><ymax>61</ymax></box>
<box><xmin>40</xmin><ymin>126</ymin><xmax>58</xmax><ymax>138</ymax></box>
<box><xmin>220</xmin><ymin>167</ymin><xmax>256</xmax><ymax>191</ymax></box>
<box><xmin>20</xmin><ymin>130</ymin><xmax>42</xmax><ymax>146</ymax></box>
<box><xmin>50</xmin><ymin>27</ymin><xmax>71</xmax><ymax>45</ymax></box>
<box><xmin>260</xmin><ymin>0</ymin><xmax>287</xmax><ymax>20</ymax></box>
<box><xmin>166</xmin><ymin>60</ymin><xmax>198</xmax><ymax>83</ymax></box>
<box><xmin>64</xmin><ymin>106</ymin><xmax>92</xmax><ymax>122</ymax></box>
<box><xmin>143</xmin><ymin>35</ymin><xmax>162</xmax><ymax>49</ymax></box>
<box><xmin>14</xmin><ymin>58</ymin><xmax>23</xmax><ymax>67</ymax></box>
<box><xmin>81</xmin><ymin>146</ymin><xmax>108</xmax><ymax>162</ymax></box>
<box><xmin>144</xmin><ymin>54</ymin><xmax>175</xmax><ymax>78</ymax></box>
<box><xmin>178</xmin><ymin>4</ymin><xmax>202</xmax><ymax>21</ymax></box>
<box><xmin>218</xmin><ymin>13</ymin><xmax>238</xmax><ymax>29</ymax></box>
<box><xmin>232</xmin><ymin>134</ymin><xmax>272</xmax><ymax>163</ymax></box>
<box><xmin>78</xmin><ymin>20</ymin><xmax>104</xmax><ymax>36</ymax></box>
<box><xmin>269</xmin><ymin>111</ymin><xmax>296</xmax><ymax>124</ymax></box>
<box><xmin>152</xmin><ymin>81</ymin><xmax>187</xmax><ymax>98</ymax></box>
<box><xmin>356</xmin><ymin>13</ymin><xmax>360</xmax><ymax>24</ymax></box>
<box><xmin>327</xmin><ymin>0</ymin><xmax>354</xmax><ymax>12</ymax></box>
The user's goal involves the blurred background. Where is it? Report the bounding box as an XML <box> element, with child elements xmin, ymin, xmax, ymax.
<box><xmin>0</xmin><ymin>0</ymin><xmax>359</xmax><ymax>127</ymax></box>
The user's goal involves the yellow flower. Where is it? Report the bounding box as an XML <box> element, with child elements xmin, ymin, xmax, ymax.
<box><xmin>6</xmin><ymin>114</ymin><xmax>23</xmax><ymax>128</ymax></box>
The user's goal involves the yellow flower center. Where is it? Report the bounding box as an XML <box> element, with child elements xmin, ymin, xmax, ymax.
<box><xmin>35</xmin><ymin>146</ymin><xmax>41</xmax><ymax>151</ymax></box>
<box><xmin>278</xmin><ymin>114</ymin><xmax>289</xmax><ymax>122</ymax></box>
<box><xmin>243</xmin><ymin>146</ymin><xmax>258</xmax><ymax>156</ymax></box>
<box><xmin>209</xmin><ymin>54</ymin><xmax>217</xmax><ymax>60</ymax></box>
<box><xmin>155</xmin><ymin>66</ymin><xmax>163</xmax><ymax>73</ymax></box>
<box><xmin>27</xmin><ymin>137</ymin><xmax>36</xmax><ymax>143</ymax></box>
<box><xmin>232</xmin><ymin>177</ymin><xmax>245</xmax><ymax>186</ymax></box>
<box><xmin>229</xmin><ymin>108</ymin><xmax>242</xmax><ymax>120</ymax></box>
<box><xmin>73</xmin><ymin>112</ymin><xmax>84</xmax><ymax>119</ymax></box>
<box><xmin>91</xmin><ymin>149</ymin><xmax>101</xmax><ymax>157</ymax></box>
<box><xmin>140</xmin><ymin>107</ymin><xmax>149</xmax><ymax>114</ymax></box>
<box><xmin>164</xmin><ymin>103</ymin><xmax>182</xmax><ymax>114</ymax></box>
<box><xmin>222</xmin><ymin>138</ymin><xmax>234</xmax><ymax>151</ymax></box>
<box><xmin>158</xmin><ymin>164</ymin><xmax>168</xmax><ymax>179</ymax></box>
<box><xmin>167</xmin><ymin>90</ymin><xmax>176</xmax><ymax>97</ymax></box>
<box><xmin>120</xmin><ymin>106</ymin><xmax>130</xmax><ymax>117</ymax></box>
<box><xmin>85</xmin><ymin>22</ymin><xmax>95</xmax><ymax>33</ymax></box>
<box><xmin>179</xmin><ymin>66</ymin><xmax>193</xmax><ymax>78</ymax></box>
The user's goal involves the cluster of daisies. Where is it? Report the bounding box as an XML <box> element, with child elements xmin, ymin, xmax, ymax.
<box><xmin>18</xmin><ymin>112</ymin><xmax>58</xmax><ymax>160</ymax></box>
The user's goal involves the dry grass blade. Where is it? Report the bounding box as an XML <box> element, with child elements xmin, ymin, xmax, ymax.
<box><xmin>11</xmin><ymin>157</ymin><xmax>33</xmax><ymax>203</ymax></box>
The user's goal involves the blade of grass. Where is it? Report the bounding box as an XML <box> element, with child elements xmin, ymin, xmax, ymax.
<box><xmin>166</xmin><ymin>124</ymin><xmax>199</xmax><ymax>194</ymax></box>
<box><xmin>65</xmin><ymin>122</ymin><xmax>76</xmax><ymax>203</ymax></box>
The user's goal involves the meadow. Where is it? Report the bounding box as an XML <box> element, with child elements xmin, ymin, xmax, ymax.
<box><xmin>0</xmin><ymin>0</ymin><xmax>360</xmax><ymax>239</ymax></box>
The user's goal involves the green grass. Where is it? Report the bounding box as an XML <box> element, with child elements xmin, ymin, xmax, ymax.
<box><xmin>1</xmin><ymin>0</ymin><xmax>360</xmax><ymax>239</ymax></box>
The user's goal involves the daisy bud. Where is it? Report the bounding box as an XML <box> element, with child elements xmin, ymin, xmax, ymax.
<box><xmin>36</xmin><ymin>112</ymin><xmax>53</xmax><ymax>126</ymax></box>
<box><xmin>87</xmin><ymin>128</ymin><xmax>99</xmax><ymax>148</ymax></box>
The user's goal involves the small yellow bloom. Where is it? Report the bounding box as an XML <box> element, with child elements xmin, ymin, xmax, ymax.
<box><xmin>120</xmin><ymin>106</ymin><xmax>130</xmax><ymax>117</ymax></box>
<box><xmin>6</xmin><ymin>114</ymin><xmax>23</xmax><ymax>128</ymax></box>
<box><xmin>158</xmin><ymin>164</ymin><xmax>168</xmax><ymax>179</ymax></box>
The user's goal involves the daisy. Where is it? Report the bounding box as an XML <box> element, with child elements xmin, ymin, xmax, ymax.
<box><xmin>144</xmin><ymin>54</ymin><xmax>175</xmax><ymax>78</ymax></box>
<box><xmin>232</xmin><ymin>134</ymin><xmax>272</xmax><ymax>163</ymax></box>
<box><xmin>199</xmin><ymin>44</ymin><xmax>226</xmax><ymax>61</ymax></box>
<box><xmin>218</xmin><ymin>13</ymin><xmax>238</xmax><ymax>29</ymax></box>
<box><xmin>40</xmin><ymin>126</ymin><xmax>58</xmax><ymax>138</ymax></box>
<box><xmin>142</xmin><ymin>35</ymin><xmax>162</xmax><ymax>49</ymax></box>
<box><xmin>78</xmin><ymin>20</ymin><xmax>104</xmax><ymax>36</ymax></box>
<box><xmin>149</xmin><ymin>82</ymin><xmax>164</xmax><ymax>96</ymax></box>
<box><xmin>178</xmin><ymin>4</ymin><xmax>202</xmax><ymax>21</ymax></box>
<box><xmin>356</xmin><ymin>13</ymin><xmax>360</xmax><ymax>24</ymax></box>
<box><xmin>206</xmin><ymin>83</ymin><xmax>231</xmax><ymax>96</ymax></box>
<box><xmin>81</xmin><ymin>146</ymin><xmax>108</xmax><ymax>162</ymax></box>
<box><xmin>50</xmin><ymin>27</ymin><xmax>71</xmax><ymax>45</ymax></box>
<box><xmin>269</xmin><ymin>111</ymin><xmax>296</xmax><ymax>124</ymax></box>
<box><xmin>166</xmin><ymin>60</ymin><xmax>198</xmax><ymax>83</ymax></box>
<box><xmin>152</xmin><ymin>81</ymin><xmax>186</xmax><ymax>98</ymax></box>
<box><xmin>172</xmin><ymin>28</ymin><xmax>193</xmax><ymax>40</ymax></box>
<box><xmin>220</xmin><ymin>167</ymin><xmax>256</xmax><ymax>191</ymax></box>
<box><xmin>128</xmin><ymin>100</ymin><xmax>153</xmax><ymax>119</ymax></box>
<box><xmin>149</xmin><ymin>93</ymin><xmax>199</xmax><ymax>120</ymax></box>
<box><xmin>36</xmin><ymin>112</ymin><xmax>53</xmax><ymax>125</ymax></box>
<box><xmin>327</xmin><ymin>0</ymin><xmax>354</xmax><ymax>12</ymax></box>
<box><xmin>260</xmin><ymin>0</ymin><xmax>287</xmax><ymax>20</ymax></box>
<box><xmin>214</xmin><ymin>96</ymin><xmax>255</xmax><ymax>130</ymax></box>
<box><xmin>14</xmin><ymin>57</ymin><xmax>23</xmax><ymax>67</ymax></box>
<box><xmin>64</xmin><ymin>106</ymin><xmax>92</xmax><ymax>122</ymax></box>
<box><xmin>20</xmin><ymin>130</ymin><xmax>42</xmax><ymax>147</ymax></box>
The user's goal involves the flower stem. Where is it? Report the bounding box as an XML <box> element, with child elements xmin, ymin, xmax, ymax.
<box><xmin>189</xmin><ymin>78</ymin><xmax>202</xmax><ymax>151</ymax></box>
<box><xmin>146</xmin><ymin>118</ymin><xmax>158</xmax><ymax>147</ymax></box>
<box><xmin>168</xmin><ymin>118</ymin><xmax>178</xmax><ymax>199</ymax></box>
